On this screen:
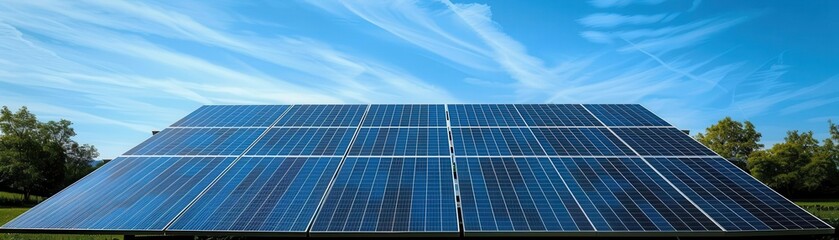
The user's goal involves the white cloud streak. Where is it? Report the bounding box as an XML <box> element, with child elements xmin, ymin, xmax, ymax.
<box><xmin>589</xmin><ymin>0</ymin><xmax>666</xmax><ymax>8</ymax></box>
<box><xmin>578</xmin><ymin>13</ymin><xmax>678</xmax><ymax>28</ymax></box>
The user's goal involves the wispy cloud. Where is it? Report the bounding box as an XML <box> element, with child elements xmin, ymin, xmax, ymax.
<box><xmin>589</xmin><ymin>0</ymin><xmax>666</xmax><ymax>8</ymax></box>
<box><xmin>578</xmin><ymin>13</ymin><xmax>678</xmax><ymax>28</ymax></box>
<box><xmin>307</xmin><ymin>0</ymin><xmax>560</xmax><ymax>98</ymax></box>
<box><xmin>0</xmin><ymin>0</ymin><xmax>460</xmax><ymax>157</ymax></box>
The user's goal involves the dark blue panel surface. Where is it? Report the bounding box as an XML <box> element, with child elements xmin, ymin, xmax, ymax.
<box><xmin>2</xmin><ymin>157</ymin><xmax>233</xmax><ymax>230</ymax></box>
<box><xmin>584</xmin><ymin>104</ymin><xmax>670</xmax><ymax>126</ymax></box>
<box><xmin>451</xmin><ymin>128</ymin><xmax>543</xmax><ymax>156</ymax></box>
<box><xmin>310</xmin><ymin>157</ymin><xmax>458</xmax><ymax>233</ymax></box>
<box><xmin>275</xmin><ymin>105</ymin><xmax>367</xmax><ymax>127</ymax></box>
<box><xmin>649</xmin><ymin>157</ymin><xmax>832</xmax><ymax>231</ymax></box>
<box><xmin>349</xmin><ymin>128</ymin><xmax>449</xmax><ymax>156</ymax></box>
<box><xmin>552</xmin><ymin>157</ymin><xmax>719</xmax><ymax>231</ymax></box>
<box><xmin>124</xmin><ymin>128</ymin><xmax>264</xmax><ymax>155</ymax></box>
<box><xmin>531</xmin><ymin>128</ymin><xmax>633</xmax><ymax>156</ymax></box>
<box><xmin>246</xmin><ymin>128</ymin><xmax>355</xmax><ymax>156</ymax></box>
<box><xmin>171</xmin><ymin>105</ymin><xmax>289</xmax><ymax>127</ymax></box>
<box><xmin>362</xmin><ymin>104</ymin><xmax>446</xmax><ymax>127</ymax></box>
<box><xmin>611</xmin><ymin>128</ymin><xmax>716</xmax><ymax>156</ymax></box>
<box><xmin>168</xmin><ymin>157</ymin><xmax>341</xmax><ymax>232</ymax></box>
<box><xmin>515</xmin><ymin>104</ymin><xmax>602</xmax><ymax>126</ymax></box>
<box><xmin>457</xmin><ymin>157</ymin><xmax>592</xmax><ymax>232</ymax></box>
<box><xmin>449</xmin><ymin>104</ymin><xmax>525</xmax><ymax>126</ymax></box>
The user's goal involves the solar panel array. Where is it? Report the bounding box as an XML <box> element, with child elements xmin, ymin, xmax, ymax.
<box><xmin>2</xmin><ymin>104</ymin><xmax>833</xmax><ymax>237</ymax></box>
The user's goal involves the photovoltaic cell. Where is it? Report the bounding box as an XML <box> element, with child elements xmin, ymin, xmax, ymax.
<box><xmin>362</xmin><ymin>104</ymin><xmax>446</xmax><ymax>127</ymax></box>
<box><xmin>552</xmin><ymin>157</ymin><xmax>719</xmax><ymax>231</ymax></box>
<box><xmin>245</xmin><ymin>128</ymin><xmax>355</xmax><ymax>156</ymax></box>
<box><xmin>2</xmin><ymin>157</ymin><xmax>234</xmax><ymax>230</ymax></box>
<box><xmin>349</xmin><ymin>128</ymin><xmax>449</xmax><ymax>156</ymax></box>
<box><xmin>451</xmin><ymin>128</ymin><xmax>543</xmax><ymax>156</ymax></box>
<box><xmin>310</xmin><ymin>157</ymin><xmax>458</xmax><ymax>234</ymax></box>
<box><xmin>275</xmin><ymin>105</ymin><xmax>367</xmax><ymax>127</ymax></box>
<box><xmin>584</xmin><ymin>104</ymin><xmax>670</xmax><ymax>126</ymax></box>
<box><xmin>611</xmin><ymin>128</ymin><xmax>716</xmax><ymax>156</ymax></box>
<box><xmin>448</xmin><ymin>104</ymin><xmax>525</xmax><ymax>127</ymax></box>
<box><xmin>648</xmin><ymin>157</ymin><xmax>832</xmax><ymax>231</ymax></box>
<box><xmin>171</xmin><ymin>105</ymin><xmax>289</xmax><ymax>127</ymax></box>
<box><xmin>168</xmin><ymin>157</ymin><xmax>341</xmax><ymax>233</ymax></box>
<box><xmin>530</xmin><ymin>128</ymin><xmax>633</xmax><ymax>156</ymax></box>
<box><xmin>124</xmin><ymin>128</ymin><xmax>264</xmax><ymax>155</ymax></box>
<box><xmin>515</xmin><ymin>104</ymin><xmax>602</xmax><ymax>127</ymax></box>
<box><xmin>457</xmin><ymin>157</ymin><xmax>593</xmax><ymax>232</ymax></box>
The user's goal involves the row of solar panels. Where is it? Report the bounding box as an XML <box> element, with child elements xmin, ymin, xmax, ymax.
<box><xmin>2</xmin><ymin>104</ymin><xmax>832</xmax><ymax>237</ymax></box>
<box><xmin>168</xmin><ymin>104</ymin><xmax>670</xmax><ymax>127</ymax></box>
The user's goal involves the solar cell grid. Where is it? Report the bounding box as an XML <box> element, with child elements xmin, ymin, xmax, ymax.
<box><xmin>171</xmin><ymin>105</ymin><xmax>289</xmax><ymax>127</ymax></box>
<box><xmin>584</xmin><ymin>104</ymin><xmax>670</xmax><ymax>126</ymax></box>
<box><xmin>275</xmin><ymin>105</ymin><xmax>367</xmax><ymax>127</ymax></box>
<box><xmin>448</xmin><ymin>104</ymin><xmax>525</xmax><ymax>127</ymax></box>
<box><xmin>245</xmin><ymin>128</ymin><xmax>355</xmax><ymax>156</ymax></box>
<box><xmin>648</xmin><ymin>157</ymin><xmax>832</xmax><ymax>231</ymax></box>
<box><xmin>2</xmin><ymin>157</ymin><xmax>234</xmax><ymax>230</ymax></box>
<box><xmin>310</xmin><ymin>157</ymin><xmax>458</xmax><ymax>233</ymax></box>
<box><xmin>362</xmin><ymin>104</ymin><xmax>446</xmax><ymax>127</ymax></box>
<box><xmin>349</xmin><ymin>128</ymin><xmax>449</xmax><ymax>156</ymax></box>
<box><xmin>552</xmin><ymin>157</ymin><xmax>718</xmax><ymax>231</ymax></box>
<box><xmin>515</xmin><ymin>104</ymin><xmax>602</xmax><ymax>127</ymax></box>
<box><xmin>611</xmin><ymin>128</ymin><xmax>716</xmax><ymax>156</ymax></box>
<box><xmin>451</xmin><ymin>128</ymin><xmax>543</xmax><ymax>156</ymax></box>
<box><xmin>124</xmin><ymin>128</ymin><xmax>264</xmax><ymax>156</ymax></box>
<box><xmin>457</xmin><ymin>157</ymin><xmax>592</xmax><ymax>232</ymax></box>
<box><xmin>169</xmin><ymin>157</ymin><xmax>341</xmax><ymax>233</ymax></box>
<box><xmin>530</xmin><ymin>128</ymin><xmax>634</xmax><ymax>156</ymax></box>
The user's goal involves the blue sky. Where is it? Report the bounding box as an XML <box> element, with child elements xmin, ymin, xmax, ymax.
<box><xmin>1</xmin><ymin>0</ymin><xmax>837</xmax><ymax>158</ymax></box>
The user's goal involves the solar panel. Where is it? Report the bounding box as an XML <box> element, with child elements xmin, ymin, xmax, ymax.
<box><xmin>362</xmin><ymin>104</ymin><xmax>446</xmax><ymax>127</ymax></box>
<box><xmin>449</xmin><ymin>104</ymin><xmax>525</xmax><ymax>127</ymax></box>
<box><xmin>310</xmin><ymin>157</ymin><xmax>458</xmax><ymax>234</ymax></box>
<box><xmin>2</xmin><ymin>104</ymin><xmax>832</xmax><ymax>237</ymax></box>
<box><xmin>552</xmin><ymin>157</ymin><xmax>718</xmax><ymax>231</ymax></box>
<box><xmin>457</xmin><ymin>157</ymin><xmax>592</xmax><ymax>232</ymax></box>
<box><xmin>245</xmin><ymin>128</ymin><xmax>355</xmax><ymax>156</ymax></box>
<box><xmin>275</xmin><ymin>105</ymin><xmax>367</xmax><ymax>127</ymax></box>
<box><xmin>530</xmin><ymin>128</ymin><xmax>633</xmax><ymax>156</ymax></box>
<box><xmin>349</xmin><ymin>128</ymin><xmax>449</xmax><ymax>156</ymax></box>
<box><xmin>2</xmin><ymin>157</ymin><xmax>234</xmax><ymax>231</ymax></box>
<box><xmin>451</xmin><ymin>128</ymin><xmax>543</xmax><ymax>156</ymax></box>
<box><xmin>584</xmin><ymin>104</ymin><xmax>670</xmax><ymax>126</ymax></box>
<box><xmin>124</xmin><ymin>128</ymin><xmax>264</xmax><ymax>156</ymax></box>
<box><xmin>516</xmin><ymin>104</ymin><xmax>602</xmax><ymax>126</ymax></box>
<box><xmin>648</xmin><ymin>157</ymin><xmax>833</xmax><ymax>231</ymax></box>
<box><xmin>168</xmin><ymin>157</ymin><xmax>341</xmax><ymax>233</ymax></box>
<box><xmin>171</xmin><ymin>105</ymin><xmax>289</xmax><ymax>127</ymax></box>
<box><xmin>611</xmin><ymin>128</ymin><xmax>716</xmax><ymax>156</ymax></box>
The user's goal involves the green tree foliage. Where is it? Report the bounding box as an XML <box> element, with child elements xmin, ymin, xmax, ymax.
<box><xmin>695</xmin><ymin>117</ymin><xmax>763</xmax><ymax>171</ymax></box>
<box><xmin>747</xmin><ymin>123</ymin><xmax>839</xmax><ymax>197</ymax></box>
<box><xmin>0</xmin><ymin>106</ymin><xmax>99</xmax><ymax>200</ymax></box>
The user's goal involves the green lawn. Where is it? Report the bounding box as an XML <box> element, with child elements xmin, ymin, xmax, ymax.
<box><xmin>0</xmin><ymin>191</ymin><xmax>43</xmax><ymax>207</ymax></box>
<box><xmin>796</xmin><ymin>199</ymin><xmax>839</xmax><ymax>219</ymax></box>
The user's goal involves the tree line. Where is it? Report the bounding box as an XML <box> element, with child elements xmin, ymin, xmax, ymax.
<box><xmin>0</xmin><ymin>106</ymin><xmax>100</xmax><ymax>201</ymax></box>
<box><xmin>696</xmin><ymin>117</ymin><xmax>839</xmax><ymax>198</ymax></box>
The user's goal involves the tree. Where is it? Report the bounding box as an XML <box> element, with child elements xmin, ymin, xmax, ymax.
<box><xmin>695</xmin><ymin>117</ymin><xmax>763</xmax><ymax>171</ymax></box>
<box><xmin>747</xmin><ymin>129</ymin><xmax>837</xmax><ymax>197</ymax></box>
<box><xmin>0</xmin><ymin>106</ymin><xmax>99</xmax><ymax>200</ymax></box>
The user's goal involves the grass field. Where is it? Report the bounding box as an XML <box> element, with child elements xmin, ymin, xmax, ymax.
<box><xmin>795</xmin><ymin>199</ymin><xmax>839</xmax><ymax>219</ymax></box>
<box><xmin>0</xmin><ymin>192</ymin><xmax>43</xmax><ymax>207</ymax></box>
